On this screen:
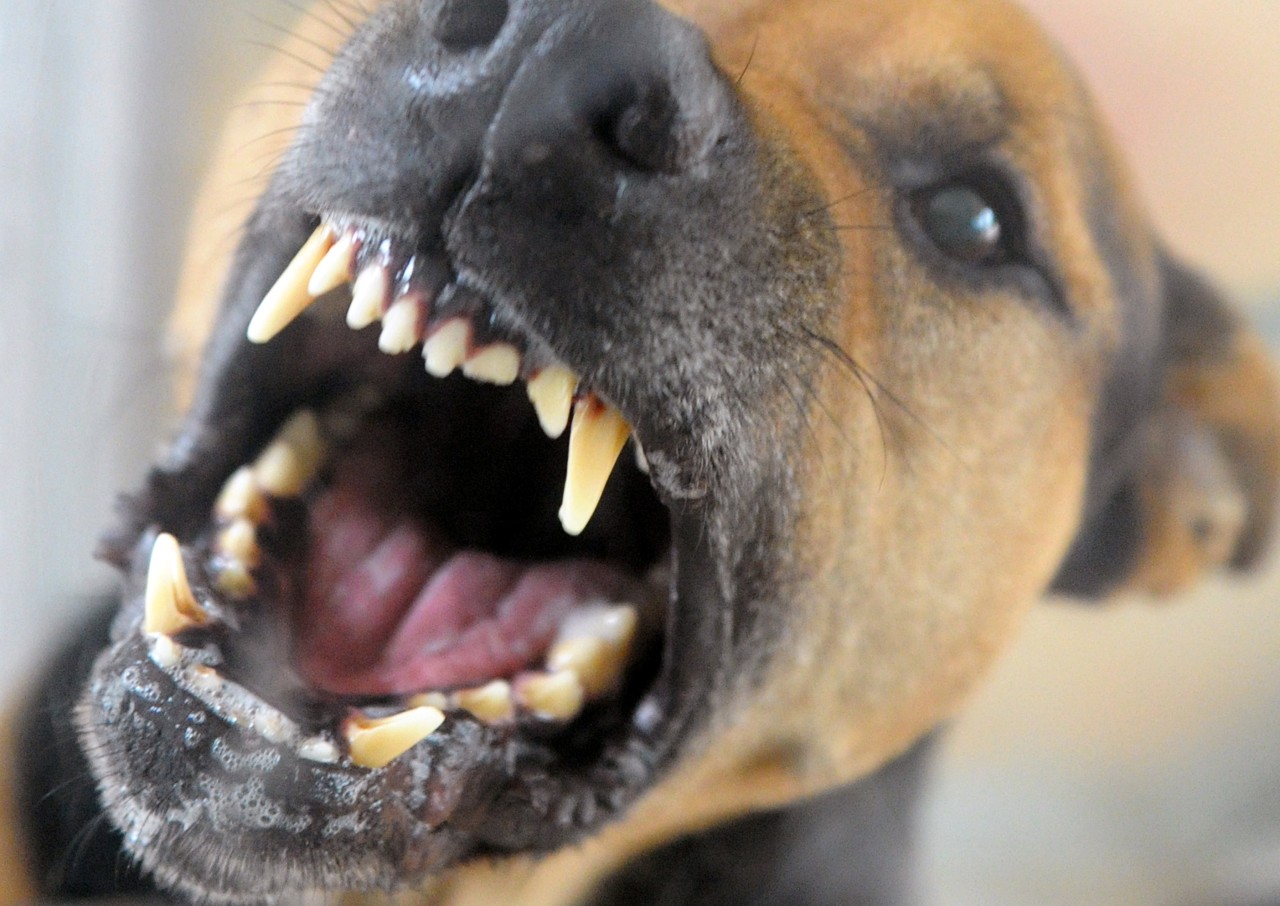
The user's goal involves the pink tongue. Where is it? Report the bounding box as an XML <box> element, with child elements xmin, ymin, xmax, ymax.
<box><xmin>293</xmin><ymin>484</ymin><xmax>633</xmax><ymax>696</ymax></box>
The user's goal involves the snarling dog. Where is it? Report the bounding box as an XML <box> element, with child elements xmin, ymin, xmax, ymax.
<box><xmin>10</xmin><ymin>0</ymin><xmax>1280</xmax><ymax>903</ymax></box>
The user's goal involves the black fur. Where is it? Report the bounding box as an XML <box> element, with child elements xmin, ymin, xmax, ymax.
<box><xmin>589</xmin><ymin>737</ymin><xmax>934</xmax><ymax>906</ymax></box>
<box><xmin>16</xmin><ymin>600</ymin><xmax>157</xmax><ymax>899</ymax></box>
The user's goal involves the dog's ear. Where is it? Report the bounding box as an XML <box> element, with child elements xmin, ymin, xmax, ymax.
<box><xmin>1055</xmin><ymin>254</ymin><xmax>1280</xmax><ymax>599</ymax></box>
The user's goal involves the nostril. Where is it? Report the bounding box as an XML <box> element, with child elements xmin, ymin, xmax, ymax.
<box><xmin>606</xmin><ymin>84</ymin><xmax>686</xmax><ymax>173</ymax></box>
<box><xmin>436</xmin><ymin>0</ymin><xmax>509</xmax><ymax>52</ymax></box>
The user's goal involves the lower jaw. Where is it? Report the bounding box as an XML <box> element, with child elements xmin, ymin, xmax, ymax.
<box><xmin>74</xmin><ymin>362</ymin><xmax>687</xmax><ymax>900</ymax></box>
<box><xmin>77</xmin><ymin>626</ymin><xmax>671</xmax><ymax>902</ymax></box>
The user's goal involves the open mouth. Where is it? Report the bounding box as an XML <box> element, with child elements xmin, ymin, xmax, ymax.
<box><xmin>212</xmin><ymin>217</ymin><xmax>673</xmax><ymax>730</ymax></box>
<box><xmin>78</xmin><ymin>214</ymin><xmax>710</xmax><ymax>898</ymax></box>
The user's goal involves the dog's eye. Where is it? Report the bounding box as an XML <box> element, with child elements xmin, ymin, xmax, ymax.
<box><xmin>909</xmin><ymin>183</ymin><xmax>1012</xmax><ymax>267</ymax></box>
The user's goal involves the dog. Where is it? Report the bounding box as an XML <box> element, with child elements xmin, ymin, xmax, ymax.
<box><xmin>7</xmin><ymin>0</ymin><xmax>1279</xmax><ymax>903</ymax></box>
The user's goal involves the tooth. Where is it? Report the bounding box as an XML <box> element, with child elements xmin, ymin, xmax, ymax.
<box><xmin>378</xmin><ymin>297</ymin><xmax>422</xmax><ymax>354</ymax></box>
<box><xmin>149</xmin><ymin>635</ymin><xmax>183</xmax><ymax>669</ymax></box>
<box><xmin>253</xmin><ymin>410</ymin><xmax>326</xmax><ymax>498</ymax></box>
<box><xmin>526</xmin><ymin>367</ymin><xmax>577</xmax><ymax>438</ymax></box>
<box><xmin>298</xmin><ymin>737</ymin><xmax>340</xmax><ymax>764</ymax></box>
<box><xmin>247</xmin><ymin>224</ymin><xmax>336</xmax><ymax>343</ymax></box>
<box><xmin>214</xmin><ymin>561</ymin><xmax>257</xmax><ymax>600</ymax></box>
<box><xmin>462</xmin><ymin>344</ymin><xmax>521</xmax><ymax>386</ymax></box>
<box><xmin>546</xmin><ymin>639</ymin><xmax>618</xmax><ymax>697</ymax></box>
<box><xmin>516</xmin><ymin>671</ymin><xmax>585</xmax><ymax>722</ymax></box>
<box><xmin>216</xmin><ymin>518</ymin><xmax>261</xmax><ymax>568</ymax></box>
<box><xmin>214</xmin><ymin>466</ymin><xmax>269</xmax><ymax>524</ymax></box>
<box><xmin>347</xmin><ymin>264</ymin><xmax>389</xmax><ymax>330</ymax></box>
<box><xmin>144</xmin><ymin>533</ymin><xmax>208</xmax><ymax>636</ymax></box>
<box><xmin>633</xmin><ymin>440</ymin><xmax>650</xmax><ymax>475</ymax></box>
<box><xmin>408</xmin><ymin>692</ymin><xmax>450</xmax><ymax>711</ymax></box>
<box><xmin>345</xmin><ymin>706</ymin><xmax>445</xmax><ymax>769</ymax></box>
<box><xmin>253</xmin><ymin>711</ymin><xmax>290</xmax><ymax>746</ymax></box>
<box><xmin>308</xmin><ymin>230</ymin><xmax>357</xmax><ymax>297</ymax></box>
<box><xmin>423</xmin><ymin>319</ymin><xmax>470</xmax><ymax>377</ymax></box>
<box><xmin>454</xmin><ymin>680</ymin><xmax>515</xmax><ymax>724</ymax></box>
<box><xmin>557</xmin><ymin>603</ymin><xmax>639</xmax><ymax>645</ymax></box>
<box><xmin>547</xmin><ymin>605</ymin><xmax>637</xmax><ymax>697</ymax></box>
<box><xmin>558</xmin><ymin>398</ymin><xmax>631</xmax><ymax>536</ymax></box>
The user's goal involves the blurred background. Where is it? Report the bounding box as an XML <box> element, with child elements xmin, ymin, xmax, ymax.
<box><xmin>0</xmin><ymin>1</ymin><xmax>1277</xmax><ymax>903</ymax></box>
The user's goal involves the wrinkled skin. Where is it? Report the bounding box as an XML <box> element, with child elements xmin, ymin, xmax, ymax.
<box><xmin>10</xmin><ymin>1</ymin><xmax>1280</xmax><ymax>904</ymax></box>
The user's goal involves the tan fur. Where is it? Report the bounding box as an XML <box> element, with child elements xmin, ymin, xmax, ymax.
<box><xmin>152</xmin><ymin>2</ymin><xmax>1276</xmax><ymax>903</ymax></box>
<box><xmin>0</xmin><ymin>717</ymin><xmax>36</xmax><ymax>906</ymax></box>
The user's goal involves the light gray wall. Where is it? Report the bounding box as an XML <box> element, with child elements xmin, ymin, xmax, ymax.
<box><xmin>0</xmin><ymin>1</ymin><xmax>289</xmax><ymax>691</ymax></box>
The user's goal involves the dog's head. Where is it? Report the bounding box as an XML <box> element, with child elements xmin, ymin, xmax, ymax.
<box><xmin>77</xmin><ymin>0</ymin><xmax>1280</xmax><ymax>901</ymax></box>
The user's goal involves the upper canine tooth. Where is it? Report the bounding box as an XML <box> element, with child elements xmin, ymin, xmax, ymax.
<box><xmin>461</xmin><ymin>344</ymin><xmax>521</xmax><ymax>386</ymax></box>
<box><xmin>378</xmin><ymin>297</ymin><xmax>422</xmax><ymax>354</ymax></box>
<box><xmin>345</xmin><ymin>706</ymin><xmax>445</xmax><ymax>769</ymax></box>
<box><xmin>347</xmin><ymin>264</ymin><xmax>389</xmax><ymax>330</ymax></box>
<box><xmin>253</xmin><ymin>410</ymin><xmax>326</xmax><ymax>498</ymax></box>
<box><xmin>247</xmin><ymin>224</ymin><xmax>336</xmax><ymax>344</ymax></box>
<box><xmin>144</xmin><ymin>533</ymin><xmax>208</xmax><ymax>636</ymax></box>
<box><xmin>559</xmin><ymin>398</ymin><xmax>631</xmax><ymax>536</ymax></box>
<box><xmin>308</xmin><ymin>230</ymin><xmax>358</xmax><ymax>297</ymax></box>
<box><xmin>526</xmin><ymin>367</ymin><xmax>577</xmax><ymax>438</ymax></box>
<box><xmin>423</xmin><ymin>319</ymin><xmax>470</xmax><ymax>377</ymax></box>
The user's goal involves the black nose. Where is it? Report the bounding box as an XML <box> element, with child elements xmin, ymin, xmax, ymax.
<box><xmin>288</xmin><ymin>0</ymin><xmax>733</xmax><ymax>236</ymax></box>
<box><xmin>490</xmin><ymin>0</ymin><xmax>730</xmax><ymax>178</ymax></box>
<box><xmin>435</xmin><ymin>0</ymin><xmax>510</xmax><ymax>51</ymax></box>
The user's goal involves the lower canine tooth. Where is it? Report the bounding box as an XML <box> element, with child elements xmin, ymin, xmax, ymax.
<box><xmin>253</xmin><ymin>410</ymin><xmax>326</xmax><ymax>498</ymax></box>
<box><xmin>423</xmin><ymin>319</ymin><xmax>470</xmax><ymax>377</ymax></box>
<box><xmin>346</xmin><ymin>706</ymin><xmax>445</xmax><ymax>769</ymax></box>
<box><xmin>559</xmin><ymin>398</ymin><xmax>631</xmax><ymax>536</ymax></box>
<box><xmin>378</xmin><ymin>297</ymin><xmax>422</xmax><ymax>354</ymax></box>
<box><xmin>461</xmin><ymin>344</ymin><xmax>521</xmax><ymax>386</ymax></box>
<box><xmin>516</xmin><ymin>671</ymin><xmax>585</xmax><ymax>722</ymax></box>
<box><xmin>527</xmin><ymin>367</ymin><xmax>577</xmax><ymax>438</ymax></box>
<box><xmin>348</xmin><ymin>265</ymin><xmax>389</xmax><ymax>330</ymax></box>
<box><xmin>247</xmin><ymin>223</ymin><xmax>335</xmax><ymax>344</ymax></box>
<box><xmin>454</xmin><ymin>681</ymin><xmax>515</xmax><ymax>724</ymax></box>
<box><xmin>144</xmin><ymin>533</ymin><xmax>208</xmax><ymax>636</ymax></box>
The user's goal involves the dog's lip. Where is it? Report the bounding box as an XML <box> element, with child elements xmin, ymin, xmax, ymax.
<box><xmin>80</xmin><ymin>210</ymin><xmax>732</xmax><ymax>894</ymax></box>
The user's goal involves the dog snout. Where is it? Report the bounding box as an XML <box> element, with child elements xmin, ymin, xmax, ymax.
<box><xmin>287</xmin><ymin>0</ymin><xmax>732</xmax><ymax>231</ymax></box>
